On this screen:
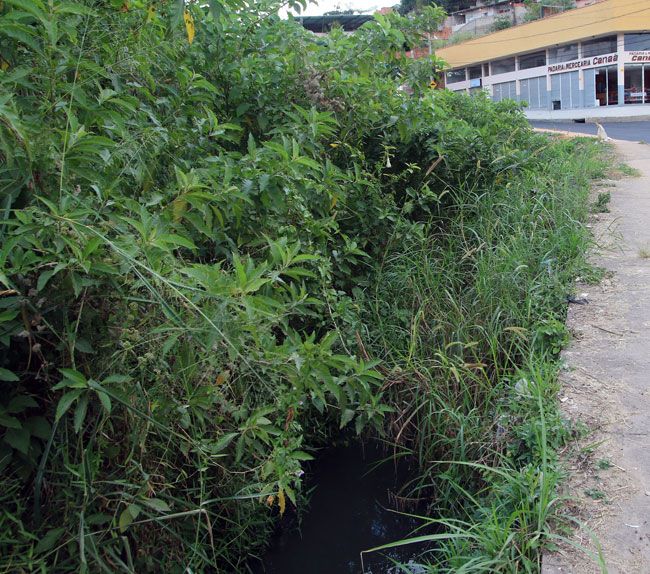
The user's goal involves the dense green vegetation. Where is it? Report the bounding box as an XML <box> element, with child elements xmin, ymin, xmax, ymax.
<box><xmin>1</xmin><ymin>0</ymin><xmax>605</xmax><ymax>572</ymax></box>
<box><xmin>399</xmin><ymin>0</ymin><xmax>474</xmax><ymax>15</ymax></box>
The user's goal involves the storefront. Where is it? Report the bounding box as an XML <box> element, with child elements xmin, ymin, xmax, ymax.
<box><xmin>436</xmin><ymin>0</ymin><xmax>650</xmax><ymax>119</ymax></box>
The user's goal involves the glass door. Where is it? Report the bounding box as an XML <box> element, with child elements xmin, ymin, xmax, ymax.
<box><xmin>608</xmin><ymin>66</ymin><xmax>618</xmax><ymax>106</ymax></box>
<box><xmin>595</xmin><ymin>68</ymin><xmax>607</xmax><ymax>106</ymax></box>
<box><xmin>594</xmin><ymin>67</ymin><xmax>618</xmax><ymax>106</ymax></box>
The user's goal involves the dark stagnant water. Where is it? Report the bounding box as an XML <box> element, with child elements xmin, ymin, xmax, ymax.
<box><xmin>249</xmin><ymin>440</ymin><xmax>432</xmax><ymax>574</ymax></box>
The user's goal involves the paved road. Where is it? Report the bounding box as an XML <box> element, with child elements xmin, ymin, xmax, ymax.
<box><xmin>530</xmin><ymin>120</ymin><xmax>650</xmax><ymax>142</ymax></box>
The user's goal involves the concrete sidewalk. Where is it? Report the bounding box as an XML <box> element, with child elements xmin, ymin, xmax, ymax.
<box><xmin>542</xmin><ymin>141</ymin><xmax>650</xmax><ymax>573</ymax></box>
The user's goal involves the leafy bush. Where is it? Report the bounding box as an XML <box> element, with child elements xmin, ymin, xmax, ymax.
<box><xmin>0</xmin><ymin>0</ymin><xmax>604</xmax><ymax>571</ymax></box>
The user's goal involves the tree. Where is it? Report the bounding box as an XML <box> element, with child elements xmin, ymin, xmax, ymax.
<box><xmin>491</xmin><ymin>15</ymin><xmax>513</xmax><ymax>31</ymax></box>
<box><xmin>398</xmin><ymin>0</ymin><xmax>476</xmax><ymax>15</ymax></box>
<box><xmin>524</xmin><ymin>0</ymin><xmax>576</xmax><ymax>22</ymax></box>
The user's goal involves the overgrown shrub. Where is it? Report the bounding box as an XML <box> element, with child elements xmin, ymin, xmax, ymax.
<box><xmin>0</xmin><ymin>0</ymin><xmax>603</xmax><ymax>571</ymax></box>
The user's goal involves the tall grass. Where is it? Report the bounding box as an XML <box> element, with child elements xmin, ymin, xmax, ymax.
<box><xmin>360</xmin><ymin>137</ymin><xmax>607</xmax><ymax>571</ymax></box>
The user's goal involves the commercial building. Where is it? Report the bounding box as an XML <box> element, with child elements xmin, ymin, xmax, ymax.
<box><xmin>436</xmin><ymin>0</ymin><xmax>650</xmax><ymax>119</ymax></box>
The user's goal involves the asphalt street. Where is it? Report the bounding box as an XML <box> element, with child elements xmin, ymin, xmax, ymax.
<box><xmin>529</xmin><ymin>120</ymin><xmax>650</xmax><ymax>142</ymax></box>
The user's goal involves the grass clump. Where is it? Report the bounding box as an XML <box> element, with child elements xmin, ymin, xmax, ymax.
<box><xmin>0</xmin><ymin>0</ymin><xmax>607</xmax><ymax>572</ymax></box>
<box><xmin>592</xmin><ymin>191</ymin><xmax>611</xmax><ymax>213</ymax></box>
<box><xmin>585</xmin><ymin>489</ymin><xmax>607</xmax><ymax>501</ymax></box>
<box><xmin>617</xmin><ymin>163</ymin><xmax>641</xmax><ymax>178</ymax></box>
<box><xmin>362</xmin><ymin>133</ymin><xmax>608</xmax><ymax>570</ymax></box>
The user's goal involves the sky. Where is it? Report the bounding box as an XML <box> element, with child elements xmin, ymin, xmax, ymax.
<box><xmin>284</xmin><ymin>0</ymin><xmax>383</xmax><ymax>17</ymax></box>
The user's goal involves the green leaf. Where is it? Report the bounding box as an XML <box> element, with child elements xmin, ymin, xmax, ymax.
<box><xmin>0</xmin><ymin>309</ymin><xmax>19</xmax><ymax>323</ymax></box>
<box><xmin>291</xmin><ymin>451</ymin><xmax>314</xmax><ymax>461</ymax></box>
<box><xmin>59</xmin><ymin>368</ymin><xmax>88</xmax><ymax>387</ymax></box>
<box><xmin>73</xmin><ymin>394</ymin><xmax>89</xmax><ymax>433</ymax></box>
<box><xmin>4</xmin><ymin>0</ymin><xmax>47</xmax><ymax>22</ymax></box>
<box><xmin>34</xmin><ymin>527</ymin><xmax>66</xmax><ymax>555</ymax></box>
<box><xmin>211</xmin><ymin>432</ymin><xmax>238</xmax><ymax>454</ymax></box>
<box><xmin>37</xmin><ymin>266</ymin><xmax>63</xmax><ymax>291</ymax></box>
<box><xmin>118</xmin><ymin>508</ymin><xmax>133</xmax><ymax>533</ymax></box>
<box><xmin>118</xmin><ymin>503</ymin><xmax>141</xmax><ymax>533</ymax></box>
<box><xmin>4</xmin><ymin>427</ymin><xmax>30</xmax><ymax>454</ymax></box>
<box><xmin>339</xmin><ymin>408</ymin><xmax>355</xmax><ymax>429</ymax></box>
<box><xmin>208</xmin><ymin>0</ymin><xmax>225</xmax><ymax>21</ymax></box>
<box><xmin>54</xmin><ymin>2</ymin><xmax>96</xmax><ymax>16</ymax></box>
<box><xmin>96</xmin><ymin>390</ymin><xmax>111</xmax><ymax>414</ymax></box>
<box><xmin>162</xmin><ymin>333</ymin><xmax>181</xmax><ymax>356</ymax></box>
<box><xmin>24</xmin><ymin>416</ymin><xmax>51</xmax><ymax>439</ymax></box>
<box><xmin>7</xmin><ymin>395</ymin><xmax>37</xmax><ymax>412</ymax></box>
<box><xmin>55</xmin><ymin>389</ymin><xmax>83</xmax><ymax>422</ymax></box>
<box><xmin>158</xmin><ymin>233</ymin><xmax>197</xmax><ymax>250</ymax></box>
<box><xmin>0</xmin><ymin>413</ymin><xmax>21</xmax><ymax>429</ymax></box>
<box><xmin>102</xmin><ymin>374</ymin><xmax>130</xmax><ymax>384</ymax></box>
<box><xmin>141</xmin><ymin>498</ymin><xmax>170</xmax><ymax>512</ymax></box>
<box><xmin>0</xmin><ymin>22</ymin><xmax>40</xmax><ymax>51</ymax></box>
<box><xmin>81</xmin><ymin>236</ymin><xmax>102</xmax><ymax>259</ymax></box>
<box><xmin>0</xmin><ymin>368</ymin><xmax>19</xmax><ymax>382</ymax></box>
<box><xmin>74</xmin><ymin>337</ymin><xmax>94</xmax><ymax>354</ymax></box>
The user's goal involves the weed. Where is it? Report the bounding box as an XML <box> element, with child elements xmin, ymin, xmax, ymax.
<box><xmin>618</xmin><ymin>163</ymin><xmax>642</xmax><ymax>178</ymax></box>
<box><xmin>585</xmin><ymin>488</ymin><xmax>607</xmax><ymax>501</ymax></box>
<box><xmin>639</xmin><ymin>248</ymin><xmax>650</xmax><ymax>259</ymax></box>
<box><xmin>596</xmin><ymin>459</ymin><xmax>612</xmax><ymax>470</ymax></box>
<box><xmin>592</xmin><ymin>191</ymin><xmax>611</xmax><ymax>213</ymax></box>
<box><xmin>581</xmin><ymin>440</ymin><xmax>607</xmax><ymax>456</ymax></box>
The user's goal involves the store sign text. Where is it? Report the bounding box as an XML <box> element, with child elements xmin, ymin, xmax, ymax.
<box><xmin>630</xmin><ymin>51</ymin><xmax>650</xmax><ymax>62</ymax></box>
<box><xmin>548</xmin><ymin>54</ymin><xmax>618</xmax><ymax>74</ymax></box>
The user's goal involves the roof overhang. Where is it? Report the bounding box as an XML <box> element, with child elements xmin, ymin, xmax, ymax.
<box><xmin>296</xmin><ymin>14</ymin><xmax>374</xmax><ymax>33</ymax></box>
<box><xmin>436</xmin><ymin>0</ymin><xmax>650</xmax><ymax>69</ymax></box>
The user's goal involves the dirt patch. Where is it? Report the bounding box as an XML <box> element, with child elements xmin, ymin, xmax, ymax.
<box><xmin>543</xmin><ymin>141</ymin><xmax>650</xmax><ymax>574</ymax></box>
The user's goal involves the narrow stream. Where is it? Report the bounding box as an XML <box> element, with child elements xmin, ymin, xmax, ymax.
<box><xmin>251</xmin><ymin>440</ymin><xmax>431</xmax><ymax>574</ymax></box>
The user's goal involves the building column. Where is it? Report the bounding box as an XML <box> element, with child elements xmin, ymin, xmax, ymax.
<box><xmin>579</xmin><ymin>69</ymin><xmax>585</xmax><ymax>108</ymax></box>
<box><xmin>546</xmin><ymin>49</ymin><xmax>552</xmax><ymax>110</ymax></box>
<box><xmin>618</xmin><ymin>32</ymin><xmax>625</xmax><ymax>106</ymax></box>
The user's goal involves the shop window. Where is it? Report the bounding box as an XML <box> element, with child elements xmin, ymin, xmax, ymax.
<box><xmin>446</xmin><ymin>68</ymin><xmax>466</xmax><ymax>84</ymax></box>
<box><xmin>625</xmin><ymin>66</ymin><xmax>644</xmax><ymax>104</ymax></box>
<box><xmin>491</xmin><ymin>57</ymin><xmax>516</xmax><ymax>75</ymax></box>
<box><xmin>550</xmin><ymin>71</ymin><xmax>580</xmax><ymax>109</ymax></box>
<box><xmin>594</xmin><ymin>66</ymin><xmax>618</xmax><ymax>106</ymax></box>
<box><xmin>646</xmin><ymin>67</ymin><xmax>650</xmax><ymax>104</ymax></box>
<box><xmin>520</xmin><ymin>76</ymin><xmax>547</xmax><ymax>109</ymax></box>
<box><xmin>492</xmin><ymin>81</ymin><xmax>516</xmax><ymax>102</ymax></box>
<box><xmin>519</xmin><ymin>51</ymin><xmax>546</xmax><ymax>71</ymax></box>
<box><xmin>625</xmin><ymin>33</ymin><xmax>650</xmax><ymax>52</ymax></box>
<box><xmin>548</xmin><ymin>43</ymin><xmax>578</xmax><ymax>64</ymax></box>
<box><xmin>468</xmin><ymin>65</ymin><xmax>482</xmax><ymax>80</ymax></box>
<box><xmin>582</xmin><ymin>35</ymin><xmax>617</xmax><ymax>58</ymax></box>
